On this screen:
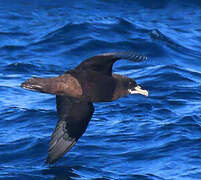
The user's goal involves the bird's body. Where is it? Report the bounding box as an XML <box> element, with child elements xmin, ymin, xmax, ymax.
<box><xmin>21</xmin><ymin>52</ymin><xmax>148</xmax><ymax>164</ymax></box>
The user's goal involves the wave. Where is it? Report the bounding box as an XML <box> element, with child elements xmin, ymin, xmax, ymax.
<box><xmin>150</xmin><ymin>29</ymin><xmax>201</xmax><ymax>58</ymax></box>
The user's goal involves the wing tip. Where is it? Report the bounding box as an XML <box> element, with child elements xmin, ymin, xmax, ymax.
<box><xmin>116</xmin><ymin>51</ymin><xmax>148</xmax><ymax>62</ymax></box>
<box><xmin>99</xmin><ymin>51</ymin><xmax>148</xmax><ymax>62</ymax></box>
<box><xmin>45</xmin><ymin>157</ymin><xmax>55</xmax><ymax>164</ymax></box>
<box><xmin>45</xmin><ymin>156</ymin><xmax>57</xmax><ymax>164</ymax></box>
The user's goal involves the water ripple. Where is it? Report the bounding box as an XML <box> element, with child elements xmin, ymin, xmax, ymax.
<box><xmin>1</xmin><ymin>0</ymin><xmax>201</xmax><ymax>180</ymax></box>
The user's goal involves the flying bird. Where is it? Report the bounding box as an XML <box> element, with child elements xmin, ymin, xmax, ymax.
<box><xmin>21</xmin><ymin>52</ymin><xmax>148</xmax><ymax>164</ymax></box>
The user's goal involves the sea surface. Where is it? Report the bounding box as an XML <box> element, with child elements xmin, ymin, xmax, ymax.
<box><xmin>0</xmin><ymin>0</ymin><xmax>201</xmax><ymax>179</ymax></box>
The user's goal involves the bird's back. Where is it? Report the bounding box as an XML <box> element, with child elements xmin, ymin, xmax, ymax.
<box><xmin>67</xmin><ymin>70</ymin><xmax>117</xmax><ymax>102</ymax></box>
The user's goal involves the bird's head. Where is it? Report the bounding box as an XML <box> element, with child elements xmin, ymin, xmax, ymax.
<box><xmin>112</xmin><ymin>74</ymin><xmax>148</xmax><ymax>100</ymax></box>
<box><xmin>126</xmin><ymin>78</ymin><xmax>148</xmax><ymax>97</ymax></box>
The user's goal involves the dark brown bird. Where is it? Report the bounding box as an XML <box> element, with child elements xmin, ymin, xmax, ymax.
<box><xmin>21</xmin><ymin>52</ymin><xmax>148</xmax><ymax>164</ymax></box>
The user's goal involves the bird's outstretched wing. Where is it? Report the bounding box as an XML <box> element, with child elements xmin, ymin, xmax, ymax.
<box><xmin>46</xmin><ymin>96</ymin><xmax>94</xmax><ymax>164</ymax></box>
<box><xmin>75</xmin><ymin>52</ymin><xmax>147</xmax><ymax>75</ymax></box>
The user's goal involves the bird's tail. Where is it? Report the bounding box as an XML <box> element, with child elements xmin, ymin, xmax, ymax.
<box><xmin>21</xmin><ymin>77</ymin><xmax>59</xmax><ymax>94</ymax></box>
<box><xmin>21</xmin><ymin>74</ymin><xmax>82</xmax><ymax>97</ymax></box>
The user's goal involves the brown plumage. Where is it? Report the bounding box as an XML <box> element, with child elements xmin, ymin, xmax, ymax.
<box><xmin>21</xmin><ymin>52</ymin><xmax>148</xmax><ymax>164</ymax></box>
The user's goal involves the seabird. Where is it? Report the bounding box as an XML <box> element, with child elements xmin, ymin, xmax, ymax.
<box><xmin>21</xmin><ymin>52</ymin><xmax>148</xmax><ymax>164</ymax></box>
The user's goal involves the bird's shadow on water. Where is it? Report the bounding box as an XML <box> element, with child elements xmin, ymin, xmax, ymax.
<box><xmin>42</xmin><ymin>164</ymin><xmax>81</xmax><ymax>180</ymax></box>
<box><xmin>41</xmin><ymin>163</ymin><xmax>110</xmax><ymax>180</ymax></box>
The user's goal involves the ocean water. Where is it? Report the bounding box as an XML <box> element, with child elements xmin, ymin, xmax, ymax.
<box><xmin>0</xmin><ymin>0</ymin><xmax>201</xmax><ymax>179</ymax></box>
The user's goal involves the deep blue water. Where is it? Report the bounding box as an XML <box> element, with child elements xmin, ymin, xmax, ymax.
<box><xmin>1</xmin><ymin>0</ymin><xmax>201</xmax><ymax>179</ymax></box>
